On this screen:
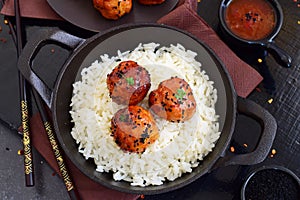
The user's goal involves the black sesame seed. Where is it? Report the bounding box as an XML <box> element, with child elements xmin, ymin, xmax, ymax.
<box><xmin>140</xmin><ymin>138</ymin><xmax>146</xmax><ymax>143</ymax></box>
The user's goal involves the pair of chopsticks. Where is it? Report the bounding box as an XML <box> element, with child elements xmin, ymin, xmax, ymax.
<box><xmin>4</xmin><ymin>0</ymin><xmax>80</xmax><ymax>199</ymax></box>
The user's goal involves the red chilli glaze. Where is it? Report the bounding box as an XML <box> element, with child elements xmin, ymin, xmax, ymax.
<box><xmin>225</xmin><ymin>0</ymin><xmax>276</xmax><ymax>41</ymax></box>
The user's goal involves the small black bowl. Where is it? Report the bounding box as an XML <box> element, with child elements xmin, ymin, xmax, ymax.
<box><xmin>241</xmin><ymin>165</ymin><xmax>300</xmax><ymax>200</ymax></box>
<box><xmin>219</xmin><ymin>0</ymin><xmax>292</xmax><ymax>68</ymax></box>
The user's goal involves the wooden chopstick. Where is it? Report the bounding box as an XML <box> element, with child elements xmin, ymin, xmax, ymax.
<box><xmin>11</xmin><ymin>0</ymin><xmax>80</xmax><ymax>198</ymax></box>
<box><xmin>13</xmin><ymin>0</ymin><xmax>34</xmax><ymax>187</ymax></box>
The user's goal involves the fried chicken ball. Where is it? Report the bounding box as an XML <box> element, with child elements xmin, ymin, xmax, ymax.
<box><xmin>111</xmin><ymin>105</ymin><xmax>159</xmax><ymax>153</ymax></box>
<box><xmin>149</xmin><ymin>77</ymin><xmax>196</xmax><ymax>122</ymax></box>
<box><xmin>106</xmin><ymin>60</ymin><xmax>151</xmax><ymax>105</ymax></box>
<box><xmin>93</xmin><ymin>0</ymin><xmax>132</xmax><ymax>20</ymax></box>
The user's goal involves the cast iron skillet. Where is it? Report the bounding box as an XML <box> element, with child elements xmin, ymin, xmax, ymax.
<box><xmin>18</xmin><ymin>24</ymin><xmax>277</xmax><ymax>194</ymax></box>
<box><xmin>219</xmin><ymin>0</ymin><xmax>292</xmax><ymax>68</ymax></box>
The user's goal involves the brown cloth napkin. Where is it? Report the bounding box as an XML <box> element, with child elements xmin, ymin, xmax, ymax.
<box><xmin>0</xmin><ymin>0</ymin><xmax>63</xmax><ymax>20</ymax></box>
<box><xmin>4</xmin><ymin>0</ymin><xmax>263</xmax><ymax>199</ymax></box>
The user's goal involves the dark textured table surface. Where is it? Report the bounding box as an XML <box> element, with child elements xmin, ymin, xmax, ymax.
<box><xmin>0</xmin><ymin>0</ymin><xmax>299</xmax><ymax>199</ymax></box>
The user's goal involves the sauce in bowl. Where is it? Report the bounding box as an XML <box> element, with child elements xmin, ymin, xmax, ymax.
<box><xmin>225</xmin><ymin>0</ymin><xmax>276</xmax><ymax>41</ymax></box>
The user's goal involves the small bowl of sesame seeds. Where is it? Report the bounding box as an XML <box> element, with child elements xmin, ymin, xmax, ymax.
<box><xmin>241</xmin><ymin>165</ymin><xmax>300</xmax><ymax>200</ymax></box>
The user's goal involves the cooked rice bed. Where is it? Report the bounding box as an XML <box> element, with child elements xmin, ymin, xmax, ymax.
<box><xmin>70</xmin><ymin>43</ymin><xmax>220</xmax><ymax>186</ymax></box>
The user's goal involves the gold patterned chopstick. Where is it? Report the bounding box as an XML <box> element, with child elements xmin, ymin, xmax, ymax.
<box><xmin>32</xmin><ymin>89</ymin><xmax>79</xmax><ymax>200</ymax></box>
<box><xmin>20</xmin><ymin>95</ymin><xmax>34</xmax><ymax>186</ymax></box>
<box><xmin>13</xmin><ymin>0</ymin><xmax>34</xmax><ymax>187</ymax></box>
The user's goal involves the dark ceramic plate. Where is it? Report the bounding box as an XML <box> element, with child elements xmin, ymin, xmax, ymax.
<box><xmin>46</xmin><ymin>0</ymin><xmax>179</xmax><ymax>32</ymax></box>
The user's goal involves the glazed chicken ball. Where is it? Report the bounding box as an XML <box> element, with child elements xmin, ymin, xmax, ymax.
<box><xmin>111</xmin><ymin>105</ymin><xmax>159</xmax><ymax>153</ymax></box>
<box><xmin>149</xmin><ymin>77</ymin><xmax>196</xmax><ymax>122</ymax></box>
<box><xmin>93</xmin><ymin>0</ymin><xmax>132</xmax><ymax>20</ymax></box>
<box><xmin>106</xmin><ymin>60</ymin><xmax>151</xmax><ymax>105</ymax></box>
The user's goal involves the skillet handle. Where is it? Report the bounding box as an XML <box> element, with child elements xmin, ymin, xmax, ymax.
<box><xmin>18</xmin><ymin>28</ymin><xmax>85</xmax><ymax>108</ymax></box>
<box><xmin>265</xmin><ymin>41</ymin><xmax>292</xmax><ymax>68</ymax></box>
<box><xmin>212</xmin><ymin>97</ymin><xmax>277</xmax><ymax>169</ymax></box>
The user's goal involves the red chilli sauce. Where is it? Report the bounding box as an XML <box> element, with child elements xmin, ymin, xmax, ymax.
<box><xmin>225</xmin><ymin>0</ymin><xmax>276</xmax><ymax>41</ymax></box>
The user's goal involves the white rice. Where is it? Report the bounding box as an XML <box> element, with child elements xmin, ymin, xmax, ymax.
<box><xmin>70</xmin><ymin>43</ymin><xmax>220</xmax><ymax>186</ymax></box>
